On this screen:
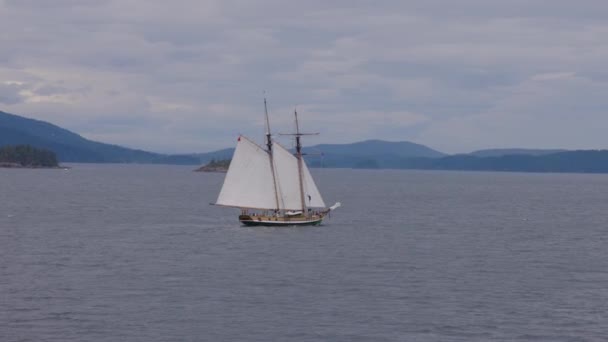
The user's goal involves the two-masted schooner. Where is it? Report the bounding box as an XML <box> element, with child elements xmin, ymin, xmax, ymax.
<box><xmin>213</xmin><ymin>99</ymin><xmax>340</xmax><ymax>226</ymax></box>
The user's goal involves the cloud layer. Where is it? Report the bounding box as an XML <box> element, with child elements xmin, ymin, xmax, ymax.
<box><xmin>1</xmin><ymin>0</ymin><xmax>607</xmax><ymax>153</ymax></box>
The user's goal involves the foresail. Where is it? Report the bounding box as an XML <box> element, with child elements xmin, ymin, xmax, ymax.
<box><xmin>215</xmin><ymin>136</ymin><xmax>277</xmax><ymax>209</ymax></box>
<box><xmin>273</xmin><ymin>142</ymin><xmax>326</xmax><ymax>209</ymax></box>
<box><xmin>301</xmin><ymin>160</ymin><xmax>326</xmax><ymax>208</ymax></box>
<box><xmin>272</xmin><ymin>143</ymin><xmax>303</xmax><ymax>210</ymax></box>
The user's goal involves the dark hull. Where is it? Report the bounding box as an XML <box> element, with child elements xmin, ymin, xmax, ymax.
<box><xmin>240</xmin><ymin>217</ymin><xmax>323</xmax><ymax>227</ymax></box>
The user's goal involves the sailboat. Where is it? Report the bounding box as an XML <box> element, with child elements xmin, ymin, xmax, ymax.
<box><xmin>213</xmin><ymin>99</ymin><xmax>340</xmax><ymax>226</ymax></box>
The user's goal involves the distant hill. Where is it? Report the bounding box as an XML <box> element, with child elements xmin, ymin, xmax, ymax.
<box><xmin>0</xmin><ymin>111</ymin><xmax>199</xmax><ymax>164</ymax></box>
<box><xmin>187</xmin><ymin>140</ymin><xmax>446</xmax><ymax>169</ymax></box>
<box><xmin>302</xmin><ymin>139</ymin><xmax>445</xmax><ymax>168</ymax></box>
<box><xmin>308</xmin><ymin>139</ymin><xmax>445</xmax><ymax>158</ymax></box>
<box><xmin>0</xmin><ymin>111</ymin><xmax>447</xmax><ymax>167</ymax></box>
<box><xmin>468</xmin><ymin>148</ymin><xmax>567</xmax><ymax>157</ymax></box>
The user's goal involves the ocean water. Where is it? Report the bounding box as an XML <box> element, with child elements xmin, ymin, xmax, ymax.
<box><xmin>2</xmin><ymin>164</ymin><xmax>608</xmax><ymax>341</ymax></box>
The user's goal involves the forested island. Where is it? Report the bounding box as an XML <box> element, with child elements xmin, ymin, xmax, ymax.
<box><xmin>195</xmin><ymin>159</ymin><xmax>230</xmax><ymax>172</ymax></box>
<box><xmin>0</xmin><ymin>145</ymin><xmax>59</xmax><ymax>168</ymax></box>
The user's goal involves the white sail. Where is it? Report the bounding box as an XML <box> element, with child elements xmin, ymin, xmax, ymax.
<box><xmin>271</xmin><ymin>142</ymin><xmax>326</xmax><ymax>209</ymax></box>
<box><xmin>301</xmin><ymin>159</ymin><xmax>326</xmax><ymax>208</ymax></box>
<box><xmin>215</xmin><ymin>136</ymin><xmax>278</xmax><ymax>209</ymax></box>
<box><xmin>272</xmin><ymin>143</ymin><xmax>303</xmax><ymax>210</ymax></box>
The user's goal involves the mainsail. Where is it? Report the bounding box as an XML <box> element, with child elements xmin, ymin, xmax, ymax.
<box><xmin>215</xmin><ymin>136</ymin><xmax>277</xmax><ymax>209</ymax></box>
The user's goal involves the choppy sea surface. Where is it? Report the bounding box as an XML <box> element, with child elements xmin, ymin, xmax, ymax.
<box><xmin>2</xmin><ymin>164</ymin><xmax>608</xmax><ymax>341</ymax></box>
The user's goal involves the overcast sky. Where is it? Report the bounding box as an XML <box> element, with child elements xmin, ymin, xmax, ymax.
<box><xmin>1</xmin><ymin>0</ymin><xmax>608</xmax><ymax>153</ymax></box>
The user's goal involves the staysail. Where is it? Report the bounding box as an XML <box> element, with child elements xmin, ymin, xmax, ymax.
<box><xmin>301</xmin><ymin>160</ymin><xmax>326</xmax><ymax>208</ymax></box>
<box><xmin>215</xmin><ymin>136</ymin><xmax>277</xmax><ymax>209</ymax></box>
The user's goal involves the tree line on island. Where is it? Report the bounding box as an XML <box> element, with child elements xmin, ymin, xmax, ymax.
<box><xmin>0</xmin><ymin>145</ymin><xmax>59</xmax><ymax>168</ymax></box>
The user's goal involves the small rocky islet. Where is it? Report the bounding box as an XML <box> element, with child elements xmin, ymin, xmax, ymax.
<box><xmin>194</xmin><ymin>159</ymin><xmax>231</xmax><ymax>173</ymax></box>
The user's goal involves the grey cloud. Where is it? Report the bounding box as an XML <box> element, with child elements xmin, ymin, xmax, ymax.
<box><xmin>5</xmin><ymin>0</ymin><xmax>106</xmax><ymax>8</ymax></box>
<box><xmin>33</xmin><ymin>84</ymin><xmax>72</xmax><ymax>96</ymax></box>
<box><xmin>1</xmin><ymin>0</ymin><xmax>608</xmax><ymax>152</ymax></box>
<box><xmin>0</xmin><ymin>83</ymin><xmax>25</xmax><ymax>105</ymax></box>
<box><xmin>417</xmin><ymin>73</ymin><xmax>608</xmax><ymax>152</ymax></box>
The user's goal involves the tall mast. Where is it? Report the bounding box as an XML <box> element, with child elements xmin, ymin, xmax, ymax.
<box><xmin>294</xmin><ymin>109</ymin><xmax>307</xmax><ymax>213</ymax></box>
<box><xmin>264</xmin><ymin>97</ymin><xmax>280</xmax><ymax>211</ymax></box>
<box><xmin>279</xmin><ymin>109</ymin><xmax>319</xmax><ymax>213</ymax></box>
<box><xmin>264</xmin><ymin>97</ymin><xmax>272</xmax><ymax>152</ymax></box>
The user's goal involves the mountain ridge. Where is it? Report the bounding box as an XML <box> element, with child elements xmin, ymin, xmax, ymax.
<box><xmin>4</xmin><ymin>110</ymin><xmax>608</xmax><ymax>174</ymax></box>
<box><xmin>0</xmin><ymin>110</ymin><xmax>199</xmax><ymax>164</ymax></box>
<box><xmin>0</xmin><ymin>110</ymin><xmax>449</xmax><ymax>165</ymax></box>
<box><xmin>468</xmin><ymin>148</ymin><xmax>568</xmax><ymax>157</ymax></box>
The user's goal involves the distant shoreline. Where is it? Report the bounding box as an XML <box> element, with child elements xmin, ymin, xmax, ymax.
<box><xmin>0</xmin><ymin>162</ymin><xmax>68</xmax><ymax>169</ymax></box>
